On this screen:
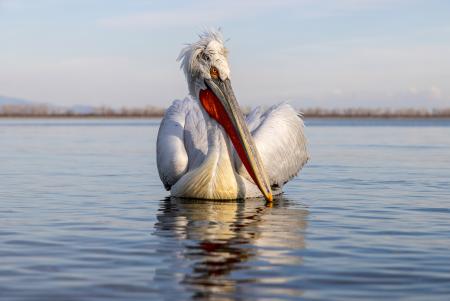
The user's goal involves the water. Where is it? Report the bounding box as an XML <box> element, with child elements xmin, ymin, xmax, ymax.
<box><xmin>1</xmin><ymin>118</ymin><xmax>449</xmax><ymax>300</ymax></box>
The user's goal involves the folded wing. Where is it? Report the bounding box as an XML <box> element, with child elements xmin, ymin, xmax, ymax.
<box><xmin>241</xmin><ymin>103</ymin><xmax>309</xmax><ymax>188</ymax></box>
<box><xmin>156</xmin><ymin>98</ymin><xmax>207</xmax><ymax>190</ymax></box>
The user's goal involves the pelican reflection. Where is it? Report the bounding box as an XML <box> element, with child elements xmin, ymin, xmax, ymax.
<box><xmin>154</xmin><ymin>196</ymin><xmax>308</xmax><ymax>299</ymax></box>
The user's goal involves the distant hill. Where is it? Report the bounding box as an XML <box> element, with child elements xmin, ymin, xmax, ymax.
<box><xmin>0</xmin><ymin>95</ymin><xmax>33</xmax><ymax>105</ymax></box>
<box><xmin>0</xmin><ymin>95</ymin><xmax>96</xmax><ymax>114</ymax></box>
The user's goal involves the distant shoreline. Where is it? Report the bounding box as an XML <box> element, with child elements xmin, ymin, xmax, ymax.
<box><xmin>1</xmin><ymin>105</ymin><xmax>450</xmax><ymax>119</ymax></box>
<box><xmin>1</xmin><ymin>114</ymin><xmax>450</xmax><ymax>119</ymax></box>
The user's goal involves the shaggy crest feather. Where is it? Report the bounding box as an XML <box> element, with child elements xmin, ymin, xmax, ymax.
<box><xmin>177</xmin><ymin>29</ymin><xmax>230</xmax><ymax>97</ymax></box>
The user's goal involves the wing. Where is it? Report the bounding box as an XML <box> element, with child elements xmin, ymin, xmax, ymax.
<box><xmin>157</xmin><ymin>97</ymin><xmax>207</xmax><ymax>190</ymax></box>
<box><xmin>242</xmin><ymin>103</ymin><xmax>309</xmax><ymax>188</ymax></box>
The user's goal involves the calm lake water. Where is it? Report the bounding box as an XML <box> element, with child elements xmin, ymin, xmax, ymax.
<box><xmin>1</xmin><ymin>118</ymin><xmax>450</xmax><ymax>301</ymax></box>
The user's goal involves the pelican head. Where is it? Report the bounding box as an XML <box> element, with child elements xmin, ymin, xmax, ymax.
<box><xmin>177</xmin><ymin>30</ymin><xmax>273</xmax><ymax>202</ymax></box>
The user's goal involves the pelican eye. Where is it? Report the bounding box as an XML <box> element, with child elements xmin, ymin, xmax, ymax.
<box><xmin>210</xmin><ymin>66</ymin><xmax>219</xmax><ymax>79</ymax></box>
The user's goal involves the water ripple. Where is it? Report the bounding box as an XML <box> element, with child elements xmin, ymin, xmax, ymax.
<box><xmin>1</xmin><ymin>119</ymin><xmax>450</xmax><ymax>300</ymax></box>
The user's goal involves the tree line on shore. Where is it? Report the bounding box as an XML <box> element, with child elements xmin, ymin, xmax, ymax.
<box><xmin>1</xmin><ymin>103</ymin><xmax>450</xmax><ymax>118</ymax></box>
<box><xmin>0</xmin><ymin>104</ymin><xmax>165</xmax><ymax>118</ymax></box>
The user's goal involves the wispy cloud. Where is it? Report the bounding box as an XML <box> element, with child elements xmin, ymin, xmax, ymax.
<box><xmin>97</xmin><ymin>0</ymin><xmax>409</xmax><ymax>30</ymax></box>
<box><xmin>0</xmin><ymin>0</ymin><xmax>24</xmax><ymax>10</ymax></box>
<box><xmin>97</xmin><ymin>0</ymin><xmax>298</xmax><ymax>29</ymax></box>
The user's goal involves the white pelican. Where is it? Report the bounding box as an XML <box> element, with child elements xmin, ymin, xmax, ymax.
<box><xmin>157</xmin><ymin>30</ymin><xmax>308</xmax><ymax>202</ymax></box>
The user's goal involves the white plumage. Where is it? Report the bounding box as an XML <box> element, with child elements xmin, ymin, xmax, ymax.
<box><xmin>157</xmin><ymin>30</ymin><xmax>308</xmax><ymax>200</ymax></box>
<box><xmin>241</xmin><ymin>103</ymin><xmax>308</xmax><ymax>189</ymax></box>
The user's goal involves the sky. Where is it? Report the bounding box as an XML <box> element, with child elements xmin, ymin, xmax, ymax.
<box><xmin>0</xmin><ymin>0</ymin><xmax>449</xmax><ymax>108</ymax></box>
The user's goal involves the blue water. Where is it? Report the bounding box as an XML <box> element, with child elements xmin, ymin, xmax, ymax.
<box><xmin>1</xmin><ymin>118</ymin><xmax>449</xmax><ymax>300</ymax></box>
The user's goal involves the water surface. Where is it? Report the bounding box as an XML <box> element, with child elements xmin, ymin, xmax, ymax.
<box><xmin>1</xmin><ymin>118</ymin><xmax>449</xmax><ymax>300</ymax></box>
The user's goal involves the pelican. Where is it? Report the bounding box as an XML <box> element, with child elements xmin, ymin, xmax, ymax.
<box><xmin>157</xmin><ymin>30</ymin><xmax>308</xmax><ymax>202</ymax></box>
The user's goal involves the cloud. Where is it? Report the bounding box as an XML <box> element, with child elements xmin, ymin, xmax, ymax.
<box><xmin>97</xmin><ymin>0</ymin><xmax>298</xmax><ymax>29</ymax></box>
<box><xmin>234</xmin><ymin>41</ymin><xmax>450</xmax><ymax>108</ymax></box>
<box><xmin>409</xmin><ymin>86</ymin><xmax>442</xmax><ymax>101</ymax></box>
<box><xmin>430</xmin><ymin>86</ymin><xmax>442</xmax><ymax>99</ymax></box>
<box><xmin>98</xmin><ymin>10</ymin><xmax>216</xmax><ymax>29</ymax></box>
<box><xmin>97</xmin><ymin>0</ymin><xmax>410</xmax><ymax>30</ymax></box>
<box><xmin>0</xmin><ymin>0</ymin><xmax>23</xmax><ymax>10</ymax></box>
<box><xmin>0</xmin><ymin>55</ymin><xmax>184</xmax><ymax>106</ymax></box>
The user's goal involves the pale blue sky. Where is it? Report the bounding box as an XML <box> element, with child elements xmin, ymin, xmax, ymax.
<box><xmin>1</xmin><ymin>0</ymin><xmax>449</xmax><ymax>108</ymax></box>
